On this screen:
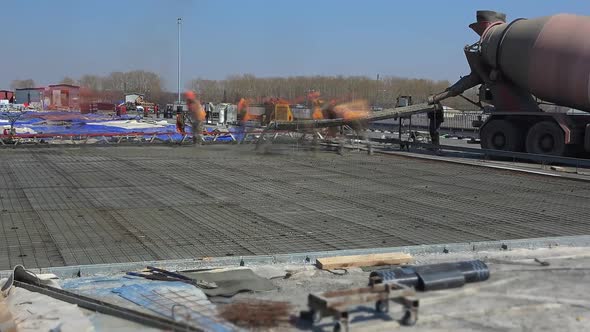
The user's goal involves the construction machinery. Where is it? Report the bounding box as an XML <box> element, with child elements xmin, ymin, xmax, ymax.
<box><xmin>262</xmin><ymin>99</ymin><xmax>293</xmax><ymax>125</ymax></box>
<box><xmin>210</xmin><ymin>103</ymin><xmax>238</xmax><ymax>125</ymax></box>
<box><xmin>262</xmin><ymin>86</ymin><xmax>442</xmax><ymax>145</ymax></box>
<box><xmin>429</xmin><ymin>11</ymin><xmax>590</xmax><ymax>156</ymax></box>
<box><xmin>396</xmin><ymin>95</ymin><xmax>413</xmax><ymax>108</ymax></box>
<box><xmin>121</xmin><ymin>93</ymin><xmax>156</xmax><ymax>116</ymax></box>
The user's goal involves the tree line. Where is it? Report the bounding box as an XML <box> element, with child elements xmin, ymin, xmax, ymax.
<box><xmin>10</xmin><ymin>71</ymin><xmax>166</xmax><ymax>105</ymax></box>
<box><xmin>190</xmin><ymin>74</ymin><xmax>451</xmax><ymax>105</ymax></box>
<box><xmin>188</xmin><ymin>74</ymin><xmax>477</xmax><ymax>109</ymax></box>
<box><xmin>11</xmin><ymin>72</ymin><xmax>478</xmax><ymax>110</ymax></box>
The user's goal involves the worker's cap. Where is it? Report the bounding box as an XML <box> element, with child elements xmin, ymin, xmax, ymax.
<box><xmin>184</xmin><ymin>91</ymin><xmax>197</xmax><ymax>101</ymax></box>
<box><xmin>469</xmin><ymin>10</ymin><xmax>507</xmax><ymax>36</ymax></box>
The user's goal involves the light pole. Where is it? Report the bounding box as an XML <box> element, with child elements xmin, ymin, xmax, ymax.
<box><xmin>376</xmin><ymin>74</ymin><xmax>380</xmax><ymax>107</ymax></box>
<box><xmin>177</xmin><ymin>17</ymin><xmax>182</xmax><ymax>104</ymax></box>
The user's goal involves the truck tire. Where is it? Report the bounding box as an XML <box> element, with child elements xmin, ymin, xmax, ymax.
<box><xmin>525</xmin><ymin>121</ymin><xmax>566</xmax><ymax>156</ymax></box>
<box><xmin>480</xmin><ymin>119</ymin><xmax>523</xmax><ymax>152</ymax></box>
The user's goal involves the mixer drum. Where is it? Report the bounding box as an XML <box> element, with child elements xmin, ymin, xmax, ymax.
<box><xmin>480</xmin><ymin>14</ymin><xmax>590</xmax><ymax>111</ymax></box>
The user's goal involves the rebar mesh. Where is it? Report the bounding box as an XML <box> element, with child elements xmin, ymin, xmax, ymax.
<box><xmin>1</xmin><ymin>145</ymin><xmax>589</xmax><ymax>270</ymax></box>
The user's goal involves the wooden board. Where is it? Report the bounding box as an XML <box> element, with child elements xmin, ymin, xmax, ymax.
<box><xmin>316</xmin><ymin>252</ymin><xmax>412</xmax><ymax>270</ymax></box>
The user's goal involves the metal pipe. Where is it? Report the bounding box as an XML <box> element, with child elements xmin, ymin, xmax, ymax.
<box><xmin>398</xmin><ymin>117</ymin><xmax>402</xmax><ymax>150</ymax></box>
<box><xmin>369</xmin><ymin>260</ymin><xmax>490</xmax><ymax>291</ymax></box>
<box><xmin>267</xmin><ymin>103</ymin><xmax>438</xmax><ymax>130</ymax></box>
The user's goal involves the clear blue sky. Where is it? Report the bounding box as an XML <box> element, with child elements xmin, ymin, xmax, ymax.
<box><xmin>3</xmin><ymin>0</ymin><xmax>589</xmax><ymax>91</ymax></box>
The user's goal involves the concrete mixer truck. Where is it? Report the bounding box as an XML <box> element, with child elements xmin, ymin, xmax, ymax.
<box><xmin>429</xmin><ymin>10</ymin><xmax>590</xmax><ymax>156</ymax></box>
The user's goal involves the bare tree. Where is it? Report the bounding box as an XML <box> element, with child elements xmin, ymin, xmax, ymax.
<box><xmin>79</xmin><ymin>75</ymin><xmax>103</xmax><ymax>91</ymax></box>
<box><xmin>101</xmin><ymin>71</ymin><xmax>126</xmax><ymax>92</ymax></box>
<box><xmin>60</xmin><ymin>77</ymin><xmax>77</xmax><ymax>85</ymax></box>
<box><xmin>50</xmin><ymin>71</ymin><xmax>478</xmax><ymax>110</ymax></box>
<box><xmin>10</xmin><ymin>79</ymin><xmax>36</xmax><ymax>89</ymax></box>
<box><xmin>184</xmin><ymin>74</ymin><xmax>455</xmax><ymax>107</ymax></box>
<box><xmin>188</xmin><ymin>79</ymin><xmax>224</xmax><ymax>102</ymax></box>
<box><xmin>124</xmin><ymin>70</ymin><xmax>163</xmax><ymax>98</ymax></box>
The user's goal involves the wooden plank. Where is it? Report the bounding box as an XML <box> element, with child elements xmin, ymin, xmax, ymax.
<box><xmin>316</xmin><ymin>252</ymin><xmax>412</xmax><ymax>270</ymax></box>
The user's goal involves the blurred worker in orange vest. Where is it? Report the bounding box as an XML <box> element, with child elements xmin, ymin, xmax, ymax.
<box><xmin>238</xmin><ymin>98</ymin><xmax>251</xmax><ymax>123</ymax></box>
<box><xmin>185</xmin><ymin>91</ymin><xmax>206</xmax><ymax>144</ymax></box>
<box><xmin>176</xmin><ymin>108</ymin><xmax>185</xmax><ymax>134</ymax></box>
<box><xmin>308</xmin><ymin>90</ymin><xmax>324</xmax><ymax>120</ymax></box>
<box><xmin>237</xmin><ymin>98</ymin><xmax>251</xmax><ymax>144</ymax></box>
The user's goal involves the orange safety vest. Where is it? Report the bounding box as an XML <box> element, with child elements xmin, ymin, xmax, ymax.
<box><xmin>243</xmin><ymin>110</ymin><xmax>252</xmax><ymax>122</ymax></box>
<box><xmin>238</xmin><ymin>98</ymin><xmax>252</xmax><ymax>122</ymax></box>
<box><xmin>176</xmin><ymin>113</ymin><xmax>185</xmax><ymax>134</ymax></box>
<box><xmin>189</xmin><ymin>102</ymin><xmax>206</xmax><ymax>122</ymax></box>
<box><xmin>312</xmin><ymin>107</ymin><xmax>324</xmax><ymax>120</ymax></box>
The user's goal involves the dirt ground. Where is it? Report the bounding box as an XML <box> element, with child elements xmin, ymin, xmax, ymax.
<box><xmin>2</xmin><ymin>246</ymin><xmax>589</xmax><ymax>331</ymax></box>
<box><xmin>235</xmin><ymin>246</ymin><xmax>590</xmax><ymax>331</ymax></box>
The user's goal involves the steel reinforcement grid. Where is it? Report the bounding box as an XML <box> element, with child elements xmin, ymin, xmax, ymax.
<box><xmin>1</xmin><ymin>145</ymin><xmax>590</xmax><ymax>270</ymax></box>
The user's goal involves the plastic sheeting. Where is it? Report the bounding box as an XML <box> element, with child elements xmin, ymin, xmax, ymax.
<box><xmin>112</xmin><ymin>282</ymin><xmax>239</xmax><ymax>332</ymax></box>
<box><xmin>1</xmin><ymin>287</ymin><xmax>93</xmax><ymax>332</ymax></box>
<box><xmin>2</xmin><ymin>111</ymin><xmax>238</xmax><ymax>142</ymax></box>
<box><xmin>1</xmin><ymin>267</ymin><xmax>92</xmax><ymax>332</ymax></box>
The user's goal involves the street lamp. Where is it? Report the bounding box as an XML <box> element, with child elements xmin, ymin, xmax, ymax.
<box><xmin>177</xmin><ymin>17</ymin><xmax>182</xmax><ymax>104</ymax></box>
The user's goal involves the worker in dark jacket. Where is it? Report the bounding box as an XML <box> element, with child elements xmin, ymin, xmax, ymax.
<box><xmin>237</xmin><ymin>98</ymin><xmax>252</xmax><ymax>144</ymax></box>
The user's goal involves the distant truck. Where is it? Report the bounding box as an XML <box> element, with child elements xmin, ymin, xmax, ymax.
<box><xmin>123</xmin><ymin>93</ymin><xmax>156</xmax><ymax>116</ymax></box>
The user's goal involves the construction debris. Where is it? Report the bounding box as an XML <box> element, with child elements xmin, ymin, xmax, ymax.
<box><xmin>1</xmin><ymin>286</ymin><xmax>93</xmax><ymax>332</ymax></box>
<box><xmin>112</xmin><ymin>283</ymin><xmax>236</xmax><ymax>331</ymax></box>
<box><xmin>126</xmin><ymin>266</ymin><xmax>218</xmax><ymax>289</ymax></box>
<box><xmin>302</xmin><ymin>282</ymin><xmax>419</xmax><ymax>330</ymax></box>
<box><xmin>1</xmin><ymin>246</ymin><xmax>588</xmax><ymax>331</ymax></box>
<box><xmin>219</xmin><ymin>299</ymin><xmax>292</xmax><ymax>328</ymax></box>
<box><xmin>316</xmin><ymin>252</ymin><xmax>413</xmax><ymax>270</ymax></box>
<box><xmin>1</xmin><ymin>266</ymin><xmax>209</xmax><ymax>332</ymax></box>
<box><xmin>180</xmin><ymin>268</ymin><xmax>276</xmax><ymax>297</ymax></box>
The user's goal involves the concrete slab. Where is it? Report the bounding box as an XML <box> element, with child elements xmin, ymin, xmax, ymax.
<box><xmin>0</xmin><ymin>145</ymin><xmax>589</xmax><ymax>270</ymax></box>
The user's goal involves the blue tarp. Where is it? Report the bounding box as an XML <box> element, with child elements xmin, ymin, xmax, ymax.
<box><xmin>61</xmin><ymin>276</ymin><xmax>239</xmax><ymax>331</ymax></box>
<box><xmin>2</xmin><ymin>111</ymin><xmax>237</xmax><ymax>141</ymax></box>
<box><xmin>113</xmin><ymin>282</ymin><xmax>238</xmax><ymax>331</ymax></box>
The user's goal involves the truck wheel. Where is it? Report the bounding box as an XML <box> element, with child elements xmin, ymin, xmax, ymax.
<box><xmin>525</xmin><ymin>121</ymin><xmax>566</xmax><ymax>156</ymax></box>
<box><xmin>480</xmin><ymin>120</ymin><xmax>523</xmax><ymax>152</ymax></box>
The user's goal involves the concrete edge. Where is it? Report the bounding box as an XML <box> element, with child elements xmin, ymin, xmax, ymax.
<box><xmin>2</xmin><ymin>235</ymin><xmax>589</xmax><ymax>279</ymax></box>
<box><xmin>325</xmin><ymin>140</ymin><xmax>590</xmax><ymax>182</ymax></box>
<box><xmin>374</xmin><ymin>149</ymin><xmax>590</xmax><ymax>182</ymax></box>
